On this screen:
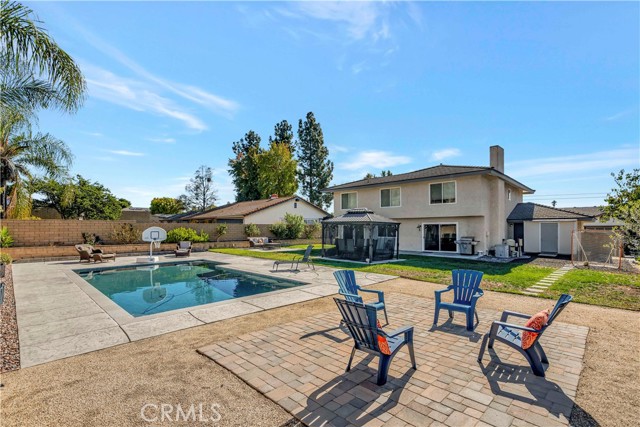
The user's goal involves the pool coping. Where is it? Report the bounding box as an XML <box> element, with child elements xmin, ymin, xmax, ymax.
<box><xmin>11</xmin><ymin>251</ymin><xmax>396</xmax><ymax>368</ymax></box>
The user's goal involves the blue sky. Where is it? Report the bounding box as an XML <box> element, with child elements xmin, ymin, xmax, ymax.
<box><xmin>29</xmin><ymin>1</ymin><xmax>639</xmax><ymax>210</ymax></box>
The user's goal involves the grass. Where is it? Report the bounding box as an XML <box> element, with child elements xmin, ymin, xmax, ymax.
<box><xmin>543</xmin><ymin>268</ymin><xmax>640</xmax><ymax>310</ymax></box>
<box><xmin>210</xmin><ymin>247</ymin><xmax>554</xmax><ymax>292</ymax></box>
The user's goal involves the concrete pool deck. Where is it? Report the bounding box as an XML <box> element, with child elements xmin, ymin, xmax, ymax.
<box><xmin>12</xmin><ymin>252</ymin><xmax>396</xmax><ymax>367</ymax></box>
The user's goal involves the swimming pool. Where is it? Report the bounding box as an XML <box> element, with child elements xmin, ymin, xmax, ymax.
<box><xmin>75</xmin><ymin>260</ymin><xmax>306</xmax><ymax>317</ymax></box>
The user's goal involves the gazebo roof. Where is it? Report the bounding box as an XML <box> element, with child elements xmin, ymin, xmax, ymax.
<box><xmin>322</xmin><ymin>208</ymin><xmax>400</xmax><ymax>225</ymax></box>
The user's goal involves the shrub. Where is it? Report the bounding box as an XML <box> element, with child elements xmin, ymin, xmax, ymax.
<box><xmin>110</xmin><ymin>224</ymin><xmax>140</xmax><ymax>244</ymax></box>
<box><xmin>0</xmin><ymin>252</ymin><xmax>12</xmax><ymax>264</ymax></box>
<box><xmin>244</xmin><ymin>223</ymin><xmax>261</xmax><ymax>237</ymax></box>
<box><xmin>303</xmin><ymin>222</ymin><xmax>321</xmax><ymax>239</ymax></box>
<box><xmin>269</xmin><ymin>213</ymin><xmax>305</xmax><ymax>239</ymax></box>
<box><xmin>82</xmin><ymin>232</ymin><xmax>104</xmax><ymax>245</ymax></box>
<box><xmin>215</xmin><ymin>224</ymin><xmax>228</xmax><ymax>242</ymax></box>
<box><xmin>0</xmin><ymin>226</ymin><xmax>14</xmax><ymax>248</ymax></box>
<box><xmin>269</xmin><ymin>222</ymin><xmax>289</xmax><ymax>239</ymax></box>
<box><xmin>166</xmin><ymin>227</ymin><xmax>209</xmax><ymax>243</ymax></box>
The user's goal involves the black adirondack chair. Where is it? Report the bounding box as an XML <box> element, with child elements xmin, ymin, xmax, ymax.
<box><xmin>477</xmin><ymin>294</ymin><xmax>573</xmax><ymax>377</ymax></box>
<box><xmin>334</xmin><ymin>298</ymin><xmax>416</xmax><ymax>385</ymax></box>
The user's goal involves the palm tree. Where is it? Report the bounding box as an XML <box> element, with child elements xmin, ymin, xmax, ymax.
<box><xmin>0</xmin><ymin>109</ymin><xmax>73</xmax><ymax>217</ymax></box>
<box><xmin>1</xmin><ymin>0</ymin><xmax>86</xmax><ymax>113</ymax></box>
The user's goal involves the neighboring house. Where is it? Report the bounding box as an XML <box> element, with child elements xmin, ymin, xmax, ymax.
<box><xmin>181</xmin><ymin>195</ymin><xmax>328</xmax><ymax>224</ymax></box>
<box><xmin>323</xmin><ymin>146</ymin><xmax>534</xmax><ymax>255</ymax></box>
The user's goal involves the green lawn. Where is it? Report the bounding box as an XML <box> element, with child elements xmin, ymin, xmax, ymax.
<box><xmin>543</xmin><ymin>269</ymin><xmax>640</xmax><ymax>310</ymax></box>
<box><xmin>210</xmin><ymin>247</ymin><xmax>554</xmax><ymax>292</ymax></box>
<box><xmin>211</xmin><ymin>247</ymin><xmax>640</xmax><ymax>310</ymax></box>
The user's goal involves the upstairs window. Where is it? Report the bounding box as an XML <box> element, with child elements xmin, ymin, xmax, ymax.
<box><xmin>430</xmin><ymin>181</ymin><xmax>456</xmax><ymax>204</ymax></box>
<box><xmin>381</xmin><ymin>188</ymin><xmax>401</xmax><ymax>208</ymax></box>
<box><xmin>341</xmin><ymin>192</ymin><xmax>357</xmax><ymax>209</ymax></box>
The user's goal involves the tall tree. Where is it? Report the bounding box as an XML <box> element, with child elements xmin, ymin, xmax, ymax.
<box><xmin>0</xmin><ymin>110</ymin><xmax>73</xmax><ymax>217</ymax></box>
<box><xmin>181</xmin><ymin>165</ymin><xmax>217</xmax><ymax>211</ymax></box>
<box><xmin>297</xmin><ymin>112</ymin><xmax>333</xmax><ymax>209</ymax></box>
<box><xmin>228</xmin><ymin>130</ymin><xmax>262</xmax><ymax>201</ymax></box>
<box><xmin>150</xmin><ymin>197</ymin><xmax>184</xmax><ymax>214</ymax></box>
<box><xmin>32</xmin><ymin>175</ymin><xmax>123</xmax><ymax>220</ymax></box>
<box><xmin>601</xmin><ymin>169</ymin><xmax>640</xmax><ymax>253</ymax></box>
<box><xmin>0</xmin><ymin>0</ymin><xmax>86</xmax><ymax>114</ymax></box>
<box><xmin>269</xmin><ymin>120</ymin><xmax>295</xmax><ymax>152</ymax></box>
<box><xmin>256</xmin><ymin>143</ymin><xmax>298</xmax><ymax>198</ymax></box>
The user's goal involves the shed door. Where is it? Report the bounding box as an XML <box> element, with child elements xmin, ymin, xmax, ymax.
<box><xmin>540</xmin><ymin>223</ymin><xmax>558</xmax><ymax>253</ymax></box>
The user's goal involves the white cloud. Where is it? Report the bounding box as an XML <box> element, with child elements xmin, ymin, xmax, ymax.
<box><xmin>85</xmin><ymin>65</ymin><xmax>208</xmax><ymax>131</ymax></box>
<box><xmin>339</xmin><ymin>150</ymin><xmax>411</xmax><ymax>170</ymax></box>
<box><xmin>430</xmin><ymin>148</ymin><xmax>462</xmax><ymax>162</ymax></box>
<box><xmin>328</xmin><ymin>144</ymin><xmax>349</xmax><ymax>153</ymax></box>
<box><xmin>107</xmin><ymin>150</ymin><xmax>145</xmax><ymax>157</ymax></box>
<box><xmin>293</xmin><ymin>2</ymin><xmax>385</xmax><ymax>41</ymax></box>
<box><xmin>604</xmin><ymin>108</ymin><xmax>635</xmax><ymax>122</ymax></box>
<box><xmin>507</xmin><ymin>147</ymin><xmax>639</xmax><ymax>179</ymax></box>
<box><xmin>147</xmin><ymin>137</ymin><xmax>176</xmax><ymax>144</ymax></box>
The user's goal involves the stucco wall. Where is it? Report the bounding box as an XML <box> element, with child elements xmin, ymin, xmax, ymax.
<box><xmin>246</xmin><ymin>199</ymin><xmax>326</xmax><ymax>224</ymax></box>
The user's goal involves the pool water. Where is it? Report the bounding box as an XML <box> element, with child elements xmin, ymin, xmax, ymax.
<box><xmin>75</xmin><ymin>260</ymin><xmax>305</xmax><ymax>317</ymax></box>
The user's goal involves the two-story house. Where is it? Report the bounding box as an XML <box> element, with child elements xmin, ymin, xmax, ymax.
<box><xmin>323</xmin><ymin>146</ymin><xmax>534</xmax><ymax>255</ymax></box>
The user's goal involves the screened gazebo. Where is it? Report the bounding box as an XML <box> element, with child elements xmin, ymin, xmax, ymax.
<box><xmin>322</xmin><ymin>208</ymin><xmax>400</xmax><ymax>263</ymax></box>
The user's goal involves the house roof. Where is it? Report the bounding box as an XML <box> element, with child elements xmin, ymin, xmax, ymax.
<box><xmin>507</xmin><ymin>203</ymin><xmax>596</xmax><ymax>221</ymax></box>
<box><xmin>563</xmin><ymin>206</ymin><xmax>604</xmax><ymax>217</ymax></box>
<box><xmin>183</xmin><ymin>195</ymin><xmax>327</xmax><ymax>221</ymax></box>
<box><xmin>323</xmin><ymin>164</ymin><xmax>535</xmax><ymax>194</ymax></box>
<box><xmin>323</xmin><ymin>208</ymin><xmax>400</xmax><ymax>224</ymax></box>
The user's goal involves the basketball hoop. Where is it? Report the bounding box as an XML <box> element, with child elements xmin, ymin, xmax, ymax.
<box><xmin>138</xmin><ymin>227</ymin><xmax>167</xmax><ymax>263</ymax></box>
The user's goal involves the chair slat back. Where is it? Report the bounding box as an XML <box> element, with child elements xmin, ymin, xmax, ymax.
<box><xmin>546</xmin><ymin>294</ymin><xmax>573</xmax><ymax>327</ymax></box>
<box><xmin>301</xmin><ymin>245</ymin><xmax>313</xmax><ymax>262</ymax></box>
<box><xmin>178</xmin><ymin>241</ymin><xmax>191</xmax><ymax>249</ymax></box>
<box><xmin>334</xmin><ymin>270</ymin><xmax>362</xmax><ymax>303</ymax></box>
<box><xmin>334</xmin><ymin>298</ymin><xmax>379</xmax><ymax>352</ymax></box>
<box><xmin>452</xmin><ymin>269</ymin><xmax>484</xmax><ymax>304</ymax></box>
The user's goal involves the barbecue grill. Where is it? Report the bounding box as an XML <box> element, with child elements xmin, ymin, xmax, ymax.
<box><xmin>455</xmin><ymin>236</ymin><xmax>479</xmax><ymax>255</ymax></box>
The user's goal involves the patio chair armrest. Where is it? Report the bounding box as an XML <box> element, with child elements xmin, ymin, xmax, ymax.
<box><xmin>491</xmin><ymin>320</ymin><xmax>539</xmax><ymax>333</ymax></box>
<box><xmin>434</xmin><ymin>286</ymin><xmax>453</xmax><ymax>295</ymax></box>
<box><xmin>499</xmin><ymin>310</ymin><xmax>531</xmax><ymax>322</ymax></box>
<box><xmin>384</xmin><ymin>325</ymin><xmax>414</xmax><ymax>339</ymax></box>
<box><xmin>339</xmin><ymin>291</ymin><xmax>363</xmax><ymax>303</ymax></box>
<box><xmin>358</xmin><ymin>287</ymin><xmax>385</xmax><ymax>302</ymax></box>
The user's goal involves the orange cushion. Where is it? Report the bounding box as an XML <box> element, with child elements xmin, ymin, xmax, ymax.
<box><xmin>375</xmin><ymin>319</ymin><xmax>391</xmax><ymax>355</ymax></box>
<box><xmin>521</xmin><ymin>309</ymin><xmax>550</xmax><ymax>350</ymax></box>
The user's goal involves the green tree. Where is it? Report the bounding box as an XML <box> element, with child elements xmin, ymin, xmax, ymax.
<box><xmin>33</xmin><ymin>175</ymin><xmax>123</xmax><ymax>219</ymax></box>
<box><xmin>381</xmin><ymin>170</ymin><xmax>393</xmax><ymax>177</ymax></box>
<box><xmin>269</xmin><ymin>120</ymin><xmax>295</xmax><ymax>152</ymax></box>
<box><xmin>118</xmin><ymin>198</ymin><xmax>131</xmax><ymax>209</ymax></box>
<box><xmin>180</xmin><ymin>165</ymin><xmax>217</xmax><ymax>211</ymax></box>
<box><xmin>0</xmin><ymin>110</ymin><xmax>73</xmax><ymax>217</ymax></box>
<box><xmin>150</xmin><ymin>197</ymin><xmax>185</xmax><ymax>214</ymax></box>
<box><xmin>364</xmin><ymin>172</ymin><xmax>376</xmax><ymax>179</ymax></box>
<box><xmin>256</xmin><ymin>142</ymin><xmax>298</xmax><ymax>198</ymax></box>
<box><xmin>1</xmin><ymin>0</ymin><xmax>86</xmax><ymax>114</ymax></box>
<box><xmin>228</xmin><ymin>130</ymin><xmax>262</xmax><ymax>201</ymax></box>
<box><xmin>602</xmin><ymin>169</ymin><xmax>640</xmax><ymax>253</ymax></box>
<box><xmin>296</xmin><ymin>112</ymin><xmax>334</xmax><ymax>210</ymax></box>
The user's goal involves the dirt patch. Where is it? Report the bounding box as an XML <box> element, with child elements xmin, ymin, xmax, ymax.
<box><xmin>1</xmin><ymin>264</ymin><xmax>20</xmax><ymax>373</ymax></box>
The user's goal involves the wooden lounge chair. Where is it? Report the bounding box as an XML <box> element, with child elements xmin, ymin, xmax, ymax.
<box><xmin>75</xmin><ymin>244</ymin><xmax>94</xmax><ymax>262</ymax></box>
<box><xmin>477</xmin><ymin>294</ymin><xmax>573</xmax><ymax>377</ymax></box>
<box><xmin>92</xmin><ymin>251</ymin><xmax>116</xmax><ymax>263</ymax></box>
<box><xmin>272</xmin><ymin>244</ymin><xmax>314</xmax><ymax>271</ymax></box>
<box><xmin>433</xmin><ymin>269</ymin><xmax>484</xmax><ymax>331</ymax></box>
<box><xmin>334</xmin><ymin>298</ymin><xmax>416</xmax><ymax>385</ymax></box>
<box><xmin>334</xmin><ymin>269</ymin><xmax>388</xmax><ymax>325</ymax></box>
<box><xmin>175</xmin><ymin>241</ymin><xmax>192</xmax><ymax>257</ymax></box>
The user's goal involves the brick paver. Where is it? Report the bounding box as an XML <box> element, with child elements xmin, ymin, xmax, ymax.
<box><xmin>199</xmin><ymin>293</ymin><xmax>588</xmax><ymax>427</ymax></box>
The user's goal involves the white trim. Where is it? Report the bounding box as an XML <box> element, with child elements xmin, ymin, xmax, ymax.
<box><xmin>428</xmin><ymin>180</ymin><xmax>457</xmax><ymax>205</ymax></box>
<box><xmin>421</xmin><ymin>221</ymin><xmax>459</xmax><ymax>253</ymax></box>
<box><xmin>340</xmin><ymin>192</ymin><xmax>358</xmax><ymax>210</ymax></box>
<box><xmin>380</xmin><ymin>186</ymin><xmax>401</xmax><ymax>208</ymax></box>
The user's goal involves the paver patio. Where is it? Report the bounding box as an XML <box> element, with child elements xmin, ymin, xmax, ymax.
<box><xmin>200</xmin><ymin>293</ymin><xmax>587</xmax><ymax>427</ymax></box>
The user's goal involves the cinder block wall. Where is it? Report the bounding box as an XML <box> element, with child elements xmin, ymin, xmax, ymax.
<box><xmin>1</xmin><ymin>220</ymin><xmax>276</xmax><ymax>247</ymax></box>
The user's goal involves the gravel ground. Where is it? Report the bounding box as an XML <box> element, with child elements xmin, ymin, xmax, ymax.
<box><xmin>1</xmin><ymin>277</ymin><xmax>638</xmax><ymax>426</ymax></box>
<box><xmin>0</xmin><ymin>264</ymin><xmax>20</xmax><ymax>373</ymax></box>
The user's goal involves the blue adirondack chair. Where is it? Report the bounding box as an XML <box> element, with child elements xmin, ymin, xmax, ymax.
<box><xmin>433</xmin><ymin>269</ymin><xmax>484</xmax><ymax>331</ymax></box>
<box><xmin>334</xmin><ymin>298</ymin><xmax>416</xmax><ymax>385</ymax></box>
<box><xmin>334</xmin><ymin>270</ymin><xmax>388</xmax><ymax>325</ymax></box>
<box><xmin>478</xmin><ymin>294</ymin><xmax>573</xmax><ymax>377</ymax></box>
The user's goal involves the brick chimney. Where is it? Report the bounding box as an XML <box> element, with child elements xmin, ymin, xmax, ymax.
<box><xmin>490</xmin><ymin>145</ymin><xmax>504</xmax><ymax>173</ymax></box>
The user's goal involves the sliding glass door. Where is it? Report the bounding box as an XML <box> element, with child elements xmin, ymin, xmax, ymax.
<box><xmin>423</xmin><ymin>223</ymin><xmax>457</xmax><ymax>252</ymax></box>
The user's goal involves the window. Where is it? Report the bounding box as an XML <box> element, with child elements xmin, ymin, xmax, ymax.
<box><xmin>341</xmin><ymin>192</ymin><xmax>357</xmax><ymax>209</ymax></box>
<box><xmin>507</xmin><ymin>189</ymin><xmax>511</xmax><ymax>201</ymax></box>
<box><xmin>380</xmin><ymin>188</ymin><xmax>401</xmax><ymax>208</ymax></box>
<box><xmin>430</xmin><ymin>182</ymin><xmax>456</xmax><ymax>204</ymax></box>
